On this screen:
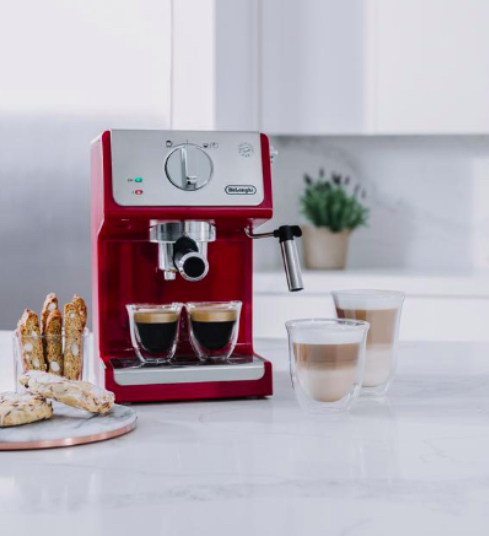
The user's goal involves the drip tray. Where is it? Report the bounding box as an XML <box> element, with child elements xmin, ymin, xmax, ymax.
<box><xmin>110</xmin><ymin>355</ymin><xmax>266</xmax><ymax>386</ymax></box>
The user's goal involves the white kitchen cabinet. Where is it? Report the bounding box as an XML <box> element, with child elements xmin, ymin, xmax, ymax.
<box><xmin>260</xmin><ymin>0</ymin><xmax>368</xmax><ymax>135</ymax></box>
<box><xmin>173</xmin><ymin>0</ymin><xmax>369</xmax><ymax>134</ymax></box>
<box><xmin>254</xmin><ymin>294</ymin><xmax>489</xmax><ymax>342</ymax></box>
<box><xmin>373</xmin><ymin>0</ymin><xmax>489</xmax><ymax>134</ymax></box>
<box><xmin>172</xmin><ymin>0</ymin><xmax>260</xmax><ymax>131</ymax></box>
<box><xmin>172</xmin><ymin>0</ymin><xmax>489</xmax><ymax>134</ymax></box>
<box><xmin>253</xmin><ymin>270</ymin><xmax>489</xmax><ymax>342</ymax></box>
<box><xmin>261</xmin><ymin>0</ymin><xmax>489</xmax><ymax>135</ymax></box>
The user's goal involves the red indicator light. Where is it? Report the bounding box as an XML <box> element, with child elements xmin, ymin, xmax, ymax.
<box><xmin>134</xmin><ymin>189</ymin><xmax>143</xmax><ymax>195</ymax></box>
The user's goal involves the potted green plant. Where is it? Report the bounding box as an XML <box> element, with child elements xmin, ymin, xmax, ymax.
<box><xmin>300</xmin><ymin>170</ymin><xmax>369</xmax><ymax>269</ymax></box>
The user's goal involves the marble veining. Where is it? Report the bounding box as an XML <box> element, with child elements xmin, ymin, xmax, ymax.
<box><xmin>0</xmin><ymin>335</ymin><xmax>489</xmax><ymax>535</ymax></box>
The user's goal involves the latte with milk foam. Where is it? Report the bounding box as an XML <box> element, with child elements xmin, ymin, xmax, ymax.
<box><xmin>292</xmin><ymin>328</ymin><xmax>364</xmax><ymax>403</ymax></box>
<box><xmin>333</xmin><ymin>291</ymin><xmax>403</xmax><ymax>389</ymax></box>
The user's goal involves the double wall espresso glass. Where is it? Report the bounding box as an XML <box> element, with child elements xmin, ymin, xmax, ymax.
<box><xmin>127</xmin><ymin>301</ymin><xmax>242</xmax><ymax>364</ymax></box>
<box><xmin>286</xmin><ymin>319</ymin><xmax>369</xmax><ymax>413</ymax></box>
<box><xmin>332</xmin><ymin>290</ymin><xmax>405</xmax><ymax>396</ymax></box>
<box><xmin>127</xmin><ymin>303</ymin><xmax>183</xmax><ymax>364</ymax></box>
<box><xmin>187</xmin><ymin>301</ymin><xmax>242</xmax><ymax>362</ymax></box>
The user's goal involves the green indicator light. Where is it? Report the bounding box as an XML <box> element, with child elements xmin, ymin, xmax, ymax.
<box><xmin>135</xmin><ymin>177</ymin><xmax>143</xmax><ymax>183</ymax></box>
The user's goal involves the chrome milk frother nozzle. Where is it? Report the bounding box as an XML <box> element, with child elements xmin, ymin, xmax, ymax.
<box><xmin>245</xmin><ymin>225</ymin><xmax>304</xmax><ymax>292</ymax></box>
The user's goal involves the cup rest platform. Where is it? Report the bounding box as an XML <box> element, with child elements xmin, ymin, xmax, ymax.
<box><xmin>109</xmin><ymin>355</ymin><xmax>267</xmax><ymax>386</ymax></box>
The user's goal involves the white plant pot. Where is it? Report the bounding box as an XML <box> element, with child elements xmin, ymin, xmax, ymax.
<box><xmin>302</xmin><ymin>227</ymin><xmax>351</xmax><ymax>270</ymax></box>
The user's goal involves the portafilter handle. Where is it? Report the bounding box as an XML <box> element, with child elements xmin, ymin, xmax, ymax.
<box><xmin>245</xmin><ymin>225</ymin><xmax>304</xmax><ymax>292</ymax></box>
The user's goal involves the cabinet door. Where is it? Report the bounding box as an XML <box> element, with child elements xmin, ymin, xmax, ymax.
<box><xmin>373</xmin><ymin>0</ymin><xmax>489</xmax><ymax>133</ymax></box>
<box><xmin>172</xmin><ymin>0</ymin><xmax>259</xmax><ymax>131</ymax></box>
<box><xmin>253</xmin><ymin>294</ymin><xmax>489</xmax><ymax>342</ymax></box>
<box><xmin>260</xmin><ymin>0</ymin><xmax>368</xmax><ymax>134</ymax></box>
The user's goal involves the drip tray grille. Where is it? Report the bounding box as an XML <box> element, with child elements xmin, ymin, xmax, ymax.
<box><xmin>110</xmin><ymin>355</ymin><xmax>266</xmax><ymax>386</ymax></box>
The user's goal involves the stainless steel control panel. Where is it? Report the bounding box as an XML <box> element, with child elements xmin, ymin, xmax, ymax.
<box><xmin>110</xmin><ymin>130</ymin><xmax>265</xmax><ymax>206</ymax></box>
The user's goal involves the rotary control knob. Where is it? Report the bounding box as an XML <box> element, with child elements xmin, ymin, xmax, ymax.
<box><xmin>164</xmin><ymin>144</ymin><xmax>213</xmax><ymax>191</ymax></box>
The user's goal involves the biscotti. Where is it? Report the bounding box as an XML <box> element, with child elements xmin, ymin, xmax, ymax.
<box><xmin>16</xmin><ymin>309</ymin><xmax>46</xmax><ymax>372</ymax></box>
<box><xmin>41</xmin><ymin>293</ymin><xmax>59</xmax><ymax>334</ymax></box>
<box><xmin>71</xmin><ymin>294</ymin><xmax>87</xmax><ymax>329</ymax></box>
<box><xmin>20</xmin><ymin>371</ymin><xmax>115</xmax><ymax>414</ymax></box>
<box><xmin>63</xmin><ymin>302</ymin><xmax>84</xmax><ymax>380</ymax></box>
<box><xmin>0</xmin><ymin>391</ymin><xmax>53</xmax><ymax>427</ymax></box>
<box><xmin>16</xmin><ymin>293</ymin><xmax>88</xmax><ymax>381</ymax></box>
<box><xmin>44</xmin><ymin>309</ymin><xmax>63</xmax><ymax>375</ymax></box>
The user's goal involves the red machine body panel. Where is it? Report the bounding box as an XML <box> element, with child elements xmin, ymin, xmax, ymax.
<box><xmin>91</xmin><ymin>130</ymin><xmax>274</xmax><ymax>402</ymax></box>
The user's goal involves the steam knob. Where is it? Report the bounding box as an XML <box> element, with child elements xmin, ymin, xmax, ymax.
<box><xmin>165</xmin><ymin>144</ymin><xmax>213</xmax><ymax>191</ymax></box>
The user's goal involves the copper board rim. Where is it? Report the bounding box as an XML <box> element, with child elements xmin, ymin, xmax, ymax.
<box><xmin>0</xmin><ymin>419</ymin><xmax>137</xmax><ymax>451</ymax></box>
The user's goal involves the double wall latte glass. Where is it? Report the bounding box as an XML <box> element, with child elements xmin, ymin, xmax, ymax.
<box><xmin>332</xmin><ymin>290</ymin><xmax>405</xmax><ymax>396</ymax></box>
<box><xmin>286</xmin><ymin>319</ymin><xmax>369</xmax><ymax>413</ymax></box>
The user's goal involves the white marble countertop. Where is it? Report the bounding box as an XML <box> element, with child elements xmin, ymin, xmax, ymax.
<box><xmin>1</xmin><ymin>334</ymin><xmax>489</xmax><ymax>535</ymax></box>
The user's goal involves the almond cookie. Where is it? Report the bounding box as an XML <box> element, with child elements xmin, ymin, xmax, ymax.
<box><xmin>71</xmin><ymin>295</ymin><xmax>87</xmax><ymax>329</ymax></box>
<box><xmin>63</xmin><ymin>303</ymin><xmax>83</xmax><ymax>380</ymax></box>
<box><xmin>44</xmin><ymin>309</ymin><xmax>63</xmax><ymax>375</ymax></box>
<box><xmin>16</xmin><ymin>309</ymin><xmax>46</xmax><ymax>372</ymax></box>
<box><xmin>41</xmin><ymin>293</ymin><xmax>59</xmax><ymax>334</ymax></box>
<box><xmin>0</xmin><ymin>391</ymin><xmax>53</xmax><ymax>427</ymax></box>
<box><xmin>19</xmin><ymin>371</ymin><xmax>115</xmax><ymax>414</ymax></box>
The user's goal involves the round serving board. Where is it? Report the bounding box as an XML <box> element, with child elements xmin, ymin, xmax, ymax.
<box><xmin>0</xmin><ymin>402</ymin><xmax>137</xmax><ymax>450</ymax></box>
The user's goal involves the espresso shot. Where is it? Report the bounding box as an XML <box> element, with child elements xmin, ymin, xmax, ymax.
<box><xmin>134</xmin><ymin>311</ymin><xmax>179</xmax><ymax>354</ymax></box>
<box><xmin>187</xmin><ymin>301</ymin><xmax>242</xmax><ymax>362</ymax></box>
<box><xmin>127</xmin><ymin>303</ymin><xmax>183</xmax><ymax>364</ymax></box>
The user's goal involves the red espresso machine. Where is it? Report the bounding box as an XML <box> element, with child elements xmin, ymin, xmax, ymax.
<box><xmin>91</xmin><ymin>130</ymin><xmax>303</xmax><ymax>403</ymax></box>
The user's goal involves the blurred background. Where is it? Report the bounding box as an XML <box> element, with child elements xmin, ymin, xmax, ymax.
<box><xmin>1</xmin><ymin>0</ymin><xmax>489</xmax><ymax>342</ymax></box>
<box><xmin>0</xmin><ymin>0</ymin><xmax>172</xmax><ymax>326</ymax></box>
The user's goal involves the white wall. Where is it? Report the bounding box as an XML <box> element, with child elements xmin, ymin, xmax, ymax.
<box><xmin>0</xmin><ymin>0</ymin><xmax>171</xmax><ymax>117</ymax></box>
<box><xmin>0</xmin><ymin>0</ymin><xmax>172</xmax><ymax>329</ymax></box>
<box><xmin>254</xmin><ymin>135</ymin><xmax>489</xmax><ymax>272</ymax></box>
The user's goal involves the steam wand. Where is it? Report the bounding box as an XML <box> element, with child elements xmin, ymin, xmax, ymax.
<box><xmin>245</xmin><ymin>226</ymin><xmax>304</xmax><ymax>292</ymax></box>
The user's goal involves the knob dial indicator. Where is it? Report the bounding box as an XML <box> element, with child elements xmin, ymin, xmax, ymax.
<box><xmin>165</xmin><ymin>144</ymin><xmax>213</xmax><ymax>191</ymax></box>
